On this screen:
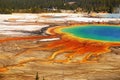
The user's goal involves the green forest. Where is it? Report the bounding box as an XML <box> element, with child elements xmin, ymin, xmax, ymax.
<box><xmin>0</xmin><ymin>0</ymin><xmax>120</xmax><ymax>14</ymax></box>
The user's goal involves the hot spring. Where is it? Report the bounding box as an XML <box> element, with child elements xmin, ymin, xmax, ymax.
<box><xmin>61</xmin><ymin>25</ymin><xmax>120</xmax><ymax>42</ymax></box>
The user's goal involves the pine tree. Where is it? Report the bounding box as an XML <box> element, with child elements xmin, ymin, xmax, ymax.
<box><xmin>35</xmin><ymin>72</ymin><xmax>39</xmax><ymax>80</ymax></box>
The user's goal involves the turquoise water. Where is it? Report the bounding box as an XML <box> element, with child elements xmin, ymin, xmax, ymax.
<box><xmin>61</xmin><ymin>25</ymin><xmax>120</xmax><ymax>42</ymax></box>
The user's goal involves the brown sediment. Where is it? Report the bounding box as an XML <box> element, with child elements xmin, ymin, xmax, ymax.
<box><xmin>14</xmin><ymin>33</ymin><xmax>112</xmax><ymax>63</ymax></box>
<box><xmin>41</xmin><ymin>24</ymin><xmax>120</xmax><ymax>63</ymax></box>
<box><xmin>0</xmin><ymin>24</ymin><xmax>120</xmax><ymax>73</ymax></box>
<box><xmin>0</xmin><ymin>35</ymin><xmax>58</xmax><ymax>43</ymax></box>
<box><xmin>5</xmin><ymin>24</ymin><xmax>120</xmax><ymax>63</ymax></box>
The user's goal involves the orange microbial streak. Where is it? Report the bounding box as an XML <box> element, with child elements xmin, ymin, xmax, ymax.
<box><xmin>40</xmin><ymin>36</ymin><xmax>110</xmax><ymax>63</ymax></box>
<box><xmin>0</xmin><ymin>68</ymin><xmax>8</xmax><ymax>72</ymax></box>
<box><xmin>44</xmin><ymin>25</ymin><xmax>120</xmax><ymax>63</ymax></box>
<box><xmin>0</xmin><ymin>25</ymin><xmax>120</xmax><ymax>72</ymax></box>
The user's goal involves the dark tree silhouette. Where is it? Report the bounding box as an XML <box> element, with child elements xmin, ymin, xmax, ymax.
<box><xmin>0</xmin><ymin>0</ymin><xmax>119</xmax><ymax>13</ymax></box>
<box><xmin>35</xmin><ymin>72</ymin><xmax>39</xmax><ymax>80</ymax></box>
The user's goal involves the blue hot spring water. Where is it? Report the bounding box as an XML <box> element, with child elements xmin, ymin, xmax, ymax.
<box><xmin>61</xmin><ymin>25</ymin><xmax>120</xmax><ymax>42</ymax></box>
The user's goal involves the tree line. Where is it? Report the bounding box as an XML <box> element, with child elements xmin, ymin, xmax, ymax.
<box><xmin>0</xmin><ymin>0</ymin><xmax>120</xmax><ymax>14</ymax></box>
